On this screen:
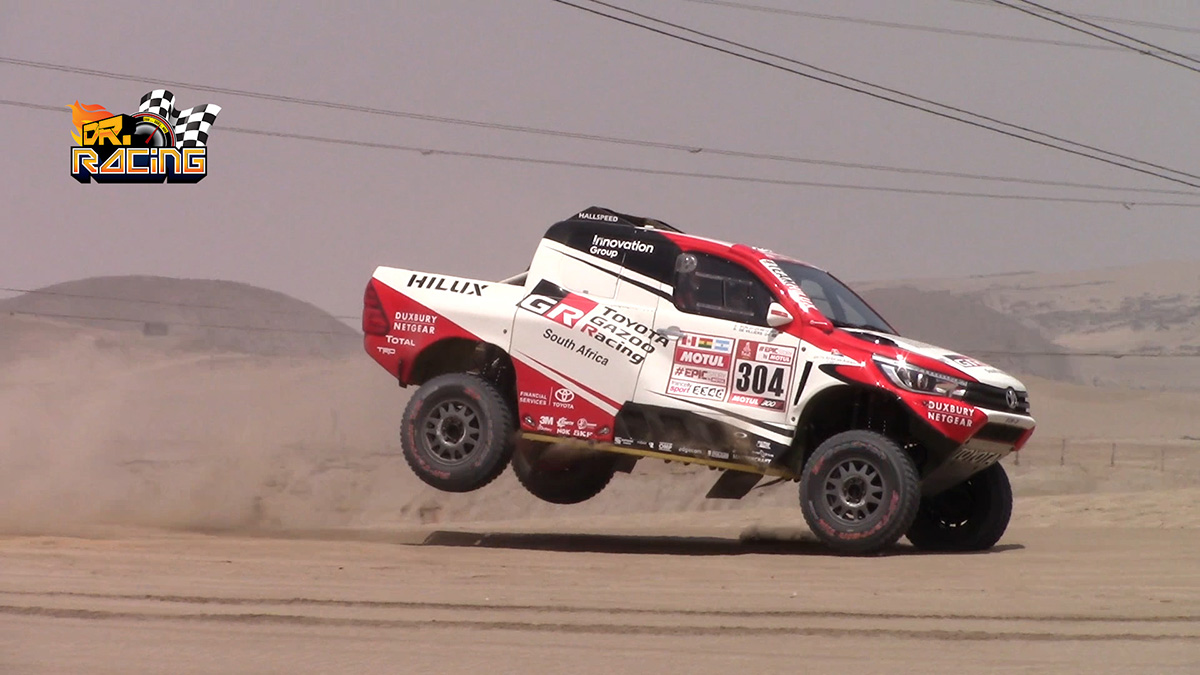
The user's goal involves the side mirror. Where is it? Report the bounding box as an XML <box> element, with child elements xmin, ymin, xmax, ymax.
<box><xmin>766</xmin><ymin>302</ymin><xmax>793</xmax><ymax>328</ymax></box>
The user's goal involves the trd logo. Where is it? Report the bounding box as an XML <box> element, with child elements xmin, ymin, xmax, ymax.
<box><xmin>518</xmin><ymin>293</ymin><xmax>598</xmax><ymax>328</ymax></box>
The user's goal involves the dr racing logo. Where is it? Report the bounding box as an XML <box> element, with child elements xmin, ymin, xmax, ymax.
<box><xmin>69</xmin><ymin>89</ymin><xmax>220</xmax><ymax>184</ymax></box>
<box><xmin>518</xmin><ymin>280</ymin><xmax>667</xmax><ymax>365</ymax></box>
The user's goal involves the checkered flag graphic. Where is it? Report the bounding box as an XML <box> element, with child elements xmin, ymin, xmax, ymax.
<box><xmin>138</xmin><ymin>89</ymin><xmax>176</xmax><ymax>119</ymax></box>
<box><xmin>172</xmin><ymin>104</ymin><xmax>221</xmax><ymax>148</ymax></box>
<box><xmin>137</xmin><ymin>89</ymin><xmax>221</xmax><ymax>148</ymax></box>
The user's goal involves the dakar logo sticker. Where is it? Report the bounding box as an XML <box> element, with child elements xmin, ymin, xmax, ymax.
<box><xmin>69</xmin><ymin>89</ymin><xmax>220</xmax><ymax>184</ymax></box>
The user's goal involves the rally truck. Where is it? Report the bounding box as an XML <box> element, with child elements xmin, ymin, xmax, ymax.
<box><xmin>362</xmin><ymin>207</ymin><xmax>1035</xmax><ymax>554</ymax></box>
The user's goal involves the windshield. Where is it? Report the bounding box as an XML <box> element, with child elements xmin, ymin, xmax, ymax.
<box><xmin>771</xmin><ymin>260</ymin><xmax>896</xmax><ymax>334</ymax></box>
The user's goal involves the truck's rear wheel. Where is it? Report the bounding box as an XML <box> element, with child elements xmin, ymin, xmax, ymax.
<box><xmin>906</xmin><ymin>462</ymin><xmax>1012</xmax><ymax>551</ymax></box>
<box><xmin>513</xmin><ymin>440</ymin><xmax>617</xmax><ymax>505</ymax></box>
<box><xmin>400</xmin><ymin>373</ymin><xmax>515</xmax><ymax>492</ymax></box>
<box><xmin>799</xmin><ymin>430</ymin><xmax>920</xmax><ymax>555</ymax></box>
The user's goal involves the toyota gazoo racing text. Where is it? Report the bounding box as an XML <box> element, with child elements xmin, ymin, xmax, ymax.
<box><xmin>363</xmin><ymin>207</ymin><xmax>1035</xmax><ymax>554</ymax></box>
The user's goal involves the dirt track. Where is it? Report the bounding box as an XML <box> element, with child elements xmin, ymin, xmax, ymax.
<box><xmin>1</xmin><ymin>522</ymin><xmax>1197</xmax><ymax>674</ymax></box>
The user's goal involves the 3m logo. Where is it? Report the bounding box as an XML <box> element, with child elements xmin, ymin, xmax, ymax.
<box><xmin>518</xmin><ymin>292</ymin><xmax>598</xmax><ymax>328</ymax></box>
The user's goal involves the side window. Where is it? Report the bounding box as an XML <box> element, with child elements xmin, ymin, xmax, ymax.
<box><xmin>673</xmin><ymin>253</ymin><xmax>774</xmax><ymax>325</ymax></box>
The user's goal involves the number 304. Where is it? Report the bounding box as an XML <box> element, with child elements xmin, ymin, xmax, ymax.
<box><xmin>735</xmin><ymin>363</ymin><xmax>785</xmax><ymax>397</ymax></box>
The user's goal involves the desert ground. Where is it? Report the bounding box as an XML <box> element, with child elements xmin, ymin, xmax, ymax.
<box><xmin>1</xmin><ymin>270</ymin><xmax>1198</xmax><ymax>673</ymax></box>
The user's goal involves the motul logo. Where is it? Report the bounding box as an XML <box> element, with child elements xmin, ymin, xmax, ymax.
<box><xmin>676</xmin><ymin>349</ymin><xmax>728</xmax><ymax>368</ymax></box>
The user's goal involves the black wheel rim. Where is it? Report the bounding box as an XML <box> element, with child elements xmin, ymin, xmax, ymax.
<box><xmin>822</xmin><ymin>458</ymin><xmax>886</xmax><ymax>524</ymax></box>
<box><xmin>924</xmin><ymin>483</ymin><xmax>977</xmax><ymax>529</ymax></box>
<box><xmin>421</xmin><ymin>398</ymin><xmax>482</xmax><ymax>464</ymax></box>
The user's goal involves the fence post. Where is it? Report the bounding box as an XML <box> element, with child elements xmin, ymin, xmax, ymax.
<box><xmin>1060</xmin><ymin>438</ymin><xmax>1066</xmax><ymax>466</ymax></box>
<box><xmin>1110</xmin><ymin>442</ymin><xmax>1116</xmax><ymax>468</ymax></box>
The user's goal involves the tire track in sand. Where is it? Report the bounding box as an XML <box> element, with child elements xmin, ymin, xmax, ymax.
<box><xmin>1</xmin><ymin>590</ymin><xmax>1195</xmax><ymax>643</ymax></box>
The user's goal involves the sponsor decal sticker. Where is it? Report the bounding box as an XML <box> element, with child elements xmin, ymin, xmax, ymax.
<box><xmin>667</xmin><ymin>333</ymin><xmax>736</xmax><ymax>402</ymax></box>
<box><xmin>407</xmin><ymin>273</ymin><xmax>487</xmax><ymax>296</ymax></box>
<box><xmin>393</xmin><ymin>311</ymin><xmax>438</xmax><ymax>335</ymax></box>
<box><xmin>588</xmin><ymin>234</ymin><xmax>655</xmax><ymax>259</ymax></box>
<box><xmin>670</xmin><ymin>364</ymin><xmax>729</xmax><ymax>386</ymax></box>
<box><xmin>667</xmin><ymin>379</ymin><xmax>726</xmax><ymax>401</ymax></box>
<box><xmin>675</xmin><ymin>348</ymin><xmax>730</xmax><ymax>369</ymax></box>
<box><xmin>950</xmin><ymin>446</ymin><xmax>1003</xmax><ymax>468</ymax></box>
<box><xmin>578</xmin><ymin>211</ymin><xmax>619</xmax><ymax>222</ymax></box>
<box><xmin>729</xmin><ymin>339</ymin><xmax>795</xmax><ymax>410</ymax></box>
<box><xmin>759</xmin><ymin>258</ymin><xmax>817</xmax><ymax>314</ymax></box>
<box><xmin>522</xmin><ymin>290</ymin><xmax>666</xmax><ymax>365</ymax></box>
<box><xmin>520</xmin><ymin>390</ymin><xmax>549</xmax><ymax>406</ymax></box>
<box><xmin>926</xmin><ymin>400</ymin><xmax>976</xmax><ymax>428</ymax></box>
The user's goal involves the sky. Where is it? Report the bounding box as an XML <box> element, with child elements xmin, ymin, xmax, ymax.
<box><xmin>2</xmin><ymin>0</ymin><xmax>1199</xmax><ymax>320</ymax></box>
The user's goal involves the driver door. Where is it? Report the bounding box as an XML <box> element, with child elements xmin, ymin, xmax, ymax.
<box><xmin>630</xmin><ymin>252</ymin><xmax>804</xmax><ymax>458</ymax></box>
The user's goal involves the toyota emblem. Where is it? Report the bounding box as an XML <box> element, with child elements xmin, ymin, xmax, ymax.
<box><xmin>554</xmin><ymin>388</ymin><xmax>576</xmax><ymax>404</ymax></box>
<box><xmin>1005</xmin><ymin>387</ymin><xmax>1019</xmax><ymax>410</ymax></box>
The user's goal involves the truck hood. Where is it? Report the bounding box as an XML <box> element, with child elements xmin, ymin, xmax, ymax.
<box><xmin>845</xmin><ymin>329</ymin><xmax>1028</xmax><ymax>392</ymax></box>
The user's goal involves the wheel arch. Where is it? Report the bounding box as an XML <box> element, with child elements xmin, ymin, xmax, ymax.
<box><xmin>407</xmin><ymin>338</ymin><xmax>519</xmax><ymax>420</ymax></box>
<box><xmin>784</xmin><ymin>383</ymin><xmax>921</xmax><ymax>473</ymax></box>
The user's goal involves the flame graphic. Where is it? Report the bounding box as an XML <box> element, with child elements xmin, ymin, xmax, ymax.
<box><xmin>69</xmin><ymin>101</ymin><xmax>114</xmax><ymax>144</ymax></box>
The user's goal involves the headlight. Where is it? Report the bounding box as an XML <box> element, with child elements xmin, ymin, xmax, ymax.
<box><xmin>874</xmin><ymin>356</ymin><xmax>968</xmax><ymax>398</ymax></box>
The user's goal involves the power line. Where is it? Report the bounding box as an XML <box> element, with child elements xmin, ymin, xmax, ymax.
<box><xmin>11</xmin><ymin>98</ymin><xmax>1200</xmax><ymax>207</ymax></box>
<box><xmin>991</xmin><ymin>0</ymin><xmax>1200</xmax><ymax>75</ymax></box>
<box><xmin>676</xmin><ymin>0</ymin><xmax>1144</xmax><ymax>53</ymax></box>
<box><xmin>0</xmin><ymin>284</ymin><xmax>359</xmax><ymax>321</ymax></box>
<box><xmin>2</xmin><ymin>60</ymin><xmax>1194</xmax><ymax>197</ymax></box>
<box><xmin>949</xmin><ymin>0</ymin><xmax>1200</xmax><ymax>36</ymax></box>
<box><xmin>549</xmin><ymin>1</ymin><xmax>1200</xmax><ymax>189</ymax></box>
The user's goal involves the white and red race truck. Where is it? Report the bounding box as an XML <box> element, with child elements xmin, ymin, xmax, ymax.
<box><xmin>363</xmin><ymin>207</ymin><xmax>1035</xmax><ymax>554</ymax></box>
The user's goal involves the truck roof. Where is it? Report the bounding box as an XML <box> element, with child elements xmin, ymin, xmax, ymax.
<box><xmin>552</xmin><ymin>206</ymin><xmax>819</xmax><ymax>272</ymax></box>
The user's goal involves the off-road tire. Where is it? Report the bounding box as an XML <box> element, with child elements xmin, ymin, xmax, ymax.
<box><xmin>512</xmin><ymin>440</ymin><xmax>618</xmax><ymax>505</ymax></box>
<box><xmin>906</xmin><ymin>462</ymin><xmax>1012</xmax><ymax>552</ymax></box>
<box><xmin>400</xmin><ymin>373</ymin><xmax>515</xmax><ymax>493</ymax></box>
<box><xmin>799</xmin><ymin>430</ymin><xmax>921</xmax><ymax>555</ymax></box>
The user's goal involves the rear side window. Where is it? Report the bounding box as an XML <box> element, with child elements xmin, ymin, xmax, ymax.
<box><xmin>673</xmin><ymin>253</ymin><xmax>774</xmax><ymax>325</ymax></box>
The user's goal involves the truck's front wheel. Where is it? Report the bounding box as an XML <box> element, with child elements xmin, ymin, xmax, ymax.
<box><xmin>906</xmin><ymin>462</ymin><xmax>1012</xmax><ymax>551</ymax></box>
<box><xmin>799</xmin><ymin>430</ymin><xmax>920</xmax><ymax>555</ymax></box>
<box><xmin>400</xmin><ymin>373</ymin><xmax>515</xmax><ymax>492</ymax></box>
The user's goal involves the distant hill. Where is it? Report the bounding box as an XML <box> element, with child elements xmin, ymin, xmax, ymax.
<box><xmin>858</xmin><ymin>286</ymin><xmax>1074</xmax><ymax>383</ymax></box>
<box><xmin>0</xmin><ymin>276</ymin><xmax>359</xmax><ymax>358</ymax></box>
<box><xmin>859</xmin><ymin>260</ymin><xmax>1200</xmax><ymax>390</ymax></box>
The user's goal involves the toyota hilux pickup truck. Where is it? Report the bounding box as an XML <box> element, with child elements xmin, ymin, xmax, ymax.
<box><xmin>362</xmin><ymin>207</ymin><xmax>1035</xmax><ymax>554</ymax></box>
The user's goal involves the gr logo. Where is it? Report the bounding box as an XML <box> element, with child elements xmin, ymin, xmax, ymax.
<box><xmin>518</xmin><ymin>293</ymin><xmax>598</xmax><ymax>328</ymax></box>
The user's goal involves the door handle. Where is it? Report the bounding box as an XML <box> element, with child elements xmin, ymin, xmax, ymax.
<box><xmin>655</xmin><ymin>325</ymin><xmax>685</xmax><ymax>340</ymax></box>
